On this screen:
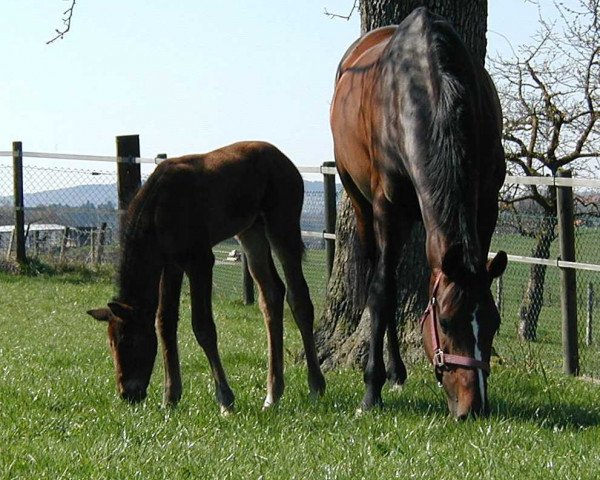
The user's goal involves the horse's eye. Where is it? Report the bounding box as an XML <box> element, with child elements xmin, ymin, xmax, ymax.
<box><xmin>439</xmin><ymin>318</ymin><xmax>452</xmax><ymax>333</ymax></box>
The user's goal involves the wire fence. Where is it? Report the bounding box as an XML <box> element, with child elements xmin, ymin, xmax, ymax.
<box><xmin>1</xmin><ymin>152</ymin><xmax>599</xmax><ymax>380</ymax></box>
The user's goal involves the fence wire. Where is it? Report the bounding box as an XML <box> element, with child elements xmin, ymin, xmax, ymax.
<box><xmin>1</xmin><ymin>158</ymin><xmax>598</xmax><ymax>379</ymax></box>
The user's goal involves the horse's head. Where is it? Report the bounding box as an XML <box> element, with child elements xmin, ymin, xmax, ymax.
<box><xmin>87</xmin><ymin>302</ymin><xmax>157</xmax><ymax>403</ymax></box>
<box><xmin>422</xmin><ymin>245</ymin><xmax>507</xmax><ymax>419</ymax></box>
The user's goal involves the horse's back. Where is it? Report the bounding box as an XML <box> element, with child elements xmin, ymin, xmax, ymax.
<box><xmin>335</xmin><ymin>26</ymin><xmax>396</xmax><ymax>83</ymax></box>
<box><xmin>140</xmin><ymin>141</ymin><xmax>303</xmax><ymax>250</ymax></box>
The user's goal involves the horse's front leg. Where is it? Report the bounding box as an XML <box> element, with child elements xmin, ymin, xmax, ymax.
<box><xmin>361</xmin><ymin>195</ymin><xmax>408</xmax><ymax>410</ymax></box>
<box><xmin>156</xmin><ymin>264</ymin><xmax>184</xmax><ymax>406</ymax></box>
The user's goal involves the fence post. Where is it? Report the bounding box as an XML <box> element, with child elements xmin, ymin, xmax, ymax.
<box><xmin>12</xmin><ymin>141</ymin><xmax>26</xmax><ymax>264</ymax></box>
<box><xmin>323</xmin><ymin>161</ymin><xmax>337</xmax><ymax>280</ymax></box>
<box><xmin>116</xmin><ymin>135</ymin><xmax>141</xmax><ymax>239</ymax></box>
<box><xmin>241</xmin><ymin>252</ymin><xmax>255</xmax><ymax>305</ymax></box>
<box><xmin>587</xmin><ymin>282</ymin><xmax>593</xmax><ymax>346</ymax></box>
<box><xmin>495</xmin><ymin>275</ymin><xmax>503</xmax><ymax>335</ymax></box>
<box><xmin>96</xmin><ymin>222</ymin><xmax>107</xmax><ymax>265</ymax></box>
<box><xmin>59</xmin><ymin>227</ymin><xmax>70</xmax><ymax>263</ymax></box>
<box><xmin>5</xmin><ymin>228</ymin><xmax>15</xmax><ymax>260</ymax></box>
<box><xmin>556</xmin><ymin>169</ymin><xmax>579</xmax><ymax>376</ymax></box>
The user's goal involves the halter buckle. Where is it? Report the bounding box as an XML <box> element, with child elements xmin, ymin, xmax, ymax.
<box><xmin>433</xmin><ymin>348</ymin><xmax>445</xmax><ymax>369</ymax></box>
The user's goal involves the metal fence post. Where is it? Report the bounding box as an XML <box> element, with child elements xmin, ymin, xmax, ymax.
<box><xmin>587</xmin><ymin>282</ymin><xmax>593</xmax><ymax>346</ymax></box>
<box><xmin>12</xmin><ymin>141</ymin><xmax>26</xmax><ymax>264</ymax></box>
<box><xmin>116</xmin><ymin>135</ymin><xmax>141</xmax><ymax>240</ymax></box>
<box><xmin>323</xmin><ymin>161</ymin><xmax>337</xmax><ymax>280</ymax></box>
<box><xmin>241</xmin><ymin>252</ymin><xmax>255</xmax><ymax>305</ymax></box>
<box><xmin>495</xmin><ymin>275</ymin><xmax>503</xmax><ymax>335</ymax></box>
<box><xmin>557</xmin><ymin>169</ymin><xmax>579</xmax><ymax>376</ymax></box>
<box><xmin>96</xmin><ymin>222</ymin><xmax>107</xmax><ymax>265</ymax></box>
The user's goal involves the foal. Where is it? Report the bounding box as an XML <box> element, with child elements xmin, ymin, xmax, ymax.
<box><xmin>88</xmin><ymin>141</ymin><xmax>326</xmax><ymax>413</ymax></box>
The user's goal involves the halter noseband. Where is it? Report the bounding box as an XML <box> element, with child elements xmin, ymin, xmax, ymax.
<box><xmin>420</xmin><ymin>274</ymin><xmax>490</xmax><ymax>374</ymax></box>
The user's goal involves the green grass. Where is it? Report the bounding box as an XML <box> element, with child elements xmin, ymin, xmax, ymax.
<box><xmin>1</xmin><ymin>271</ymin><xmax>600</xmax><ymax>479</ymax></box>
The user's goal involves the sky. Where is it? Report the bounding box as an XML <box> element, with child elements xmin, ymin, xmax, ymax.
<box><xmin>0</xmin><ymin>0</ymin><xmax>551</xmax><ymax>176</ymax></box>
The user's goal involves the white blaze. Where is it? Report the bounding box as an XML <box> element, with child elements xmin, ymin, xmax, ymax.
<box><xmin>470</xmin><ymin>308</ymin><xmax>486</xmax><ymax>408</ymax></box>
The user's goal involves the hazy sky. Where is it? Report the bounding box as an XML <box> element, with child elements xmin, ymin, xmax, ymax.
<box><xmin>1</xmin><ymin>1</ymin><xmax>548</xmax><ymax>172</ymax></box>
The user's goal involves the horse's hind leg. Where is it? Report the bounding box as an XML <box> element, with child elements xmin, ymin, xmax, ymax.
<box><xmin>185</xmin><ymin>250</ymin><xmax>235</xmax><ymax>414</ymax></box>
<box><xmin>156</xmin><ymin>263</ymin><xmax>184</xmax><ymax>406</ymax></box>
<box><xmin>237</xmin><ymin>221</ymin><xmax>286</xmax><ymax>408</ymax></box>
<box><xmin>264</xmin><ymin>215</ymin><xmax>326</xmax><ymax>399</ymax></box>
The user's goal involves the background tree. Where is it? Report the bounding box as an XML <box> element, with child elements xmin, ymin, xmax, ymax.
<box><xmin>490</xmin><ymin>0</ymin><xmax>599</xmax><ymax>341</ymax></box>
<box><xmin>315</xmin><ymin>0</ymin><xmax>490</xmax><ymax>369</ymax></box>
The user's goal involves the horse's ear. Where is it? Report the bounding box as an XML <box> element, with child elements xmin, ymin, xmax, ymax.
<box><xmin>488</xmin><ymin>251</ymin><xmax>507</xmax><ymax>279</ymax></box>
<box><xmin>87</xmin><ymin>308</ymin><xmax>112</xmax><ymax>322</ymax></box>
<box><xmin>107</xmin><ymin>302</ymin><xmax>134</xmax><ymax>320</ymax></box>
<box><xmin>441</xmin><ymin>244</ymin><xmax>468</xmax><ymax>283</ymax></box>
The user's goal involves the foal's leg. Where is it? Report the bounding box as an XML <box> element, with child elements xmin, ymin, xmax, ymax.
<box><xmin>156</xmin><ymin>264</ymin><xmax>184</xmax><ymax>406</ymax></box>
<box><xmin>265</xmin><ymin>218</ymin><xmax>326</xmax><ymax>399</ymax></box>
<box><xmin>237</xmin><ymin>222</ymin><xmax>286</xmax><ymax>408</ymax></box>
<box><xmin>362</xmin><ymin>193</ymin><xmax>409</xmax><ymax>410</ymax></box>
<box><xmin>185</xmin><ymin>251</ymin><xmax>235</xmax><ymax>414</ymax></box>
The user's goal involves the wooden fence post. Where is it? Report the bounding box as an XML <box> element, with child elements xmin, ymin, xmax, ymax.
<box><xmin>12</xmin><ymin>141</ymin><xmax>26</xmax><ymax>264</ymax></box>
<box><xmin>557</xmin><ymin>169</ymin><xmax>579</xmax><ymax>376</ymax></box>
<box><xmin>587</xmin><ymin>282</ymin><xmax>593</xmax><ymax>346</ymax></box>
<box><xmin>241</xmin><ymin>252</ymin><xmax>255</xmax><ymax>305</ymax></box>
<box><xmin>323</xmin><ymin>161</ymin><xmax>337</xmax><ymax>280</ymax></box>
<box><xmin>116</xmin><ymin>135</ymin><xmax>141</xmax><ymax>240</ymax></box>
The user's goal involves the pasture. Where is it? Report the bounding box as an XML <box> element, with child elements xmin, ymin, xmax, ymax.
<box><xmin>1</xmin><ymin>269</ymin><xmax>599</xmax><ymax>479</ymax></box>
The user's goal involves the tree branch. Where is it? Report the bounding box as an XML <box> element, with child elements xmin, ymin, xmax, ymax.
<box><xmin>324</xmin><ymin>1</ymin><xmax>358</xmax><ymax>21</ymax></box>
<box><xmin>47</xmin><ymin>0</ymin><xmax>76</xmax><ymax>45</ymax></box>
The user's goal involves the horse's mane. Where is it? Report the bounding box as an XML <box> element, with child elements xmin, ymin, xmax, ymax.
<box><xmin>116</xmin><ymin>165</ymin><xmax>167</xmax><ymax>304</ymax></box>
<box><xmin>387</xmin><ymin>9</ymin><xmax>482</xmax><ymax>272</ymax></box>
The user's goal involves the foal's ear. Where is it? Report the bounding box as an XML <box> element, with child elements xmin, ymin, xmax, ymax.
<box><xmin>107</xmin><ymin>302</ymin><xmax>134</xmax><ymax>320</ymax></box>
<box><xmin>87</xmin><ymin>308</ymin><xmax>112</xmax><ymax>322</ymax></box>
<box><xmin>487</xmin><ymin>251</ymin><xmax>508</xmax><ymax>279</ymax></box>
<box><xmin>441</xmin><ymin>244</ymin><xmax>468</xmax><ymax>283</ymax></box>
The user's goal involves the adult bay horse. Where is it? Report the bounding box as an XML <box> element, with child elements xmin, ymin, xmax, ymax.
<box><xmin>330</xmin><ymin>8</ymin><xmax>507</xmax><ymax>418</ymax></box>
<box><xmin>88</xmin><ymin>141</ymin><xmax>326</xmax><ymax>413</ymax></box>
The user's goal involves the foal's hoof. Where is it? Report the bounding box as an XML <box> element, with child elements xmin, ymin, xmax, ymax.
<box><xmin>220</xmin><ymin>404</ymin><xmax>235</xmax><ymax>416</ymax></box>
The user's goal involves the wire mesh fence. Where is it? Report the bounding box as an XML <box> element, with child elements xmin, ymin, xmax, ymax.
<box><xmin>1</xmin><ymin>155</ymin><xmax>599</xmax><ymax>379</ymax></box>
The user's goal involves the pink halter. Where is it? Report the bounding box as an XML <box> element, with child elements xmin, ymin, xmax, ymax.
<box><xmin>420</xmin><ymin>274</ymin><xmax>490</xmax><ymax>373</ymax></box>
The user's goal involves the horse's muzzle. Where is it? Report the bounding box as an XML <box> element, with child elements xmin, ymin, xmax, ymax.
<box><xmin>120</xmin><ymin>381</ymin><xmax>147</xmax><ymax>403</ymax></box>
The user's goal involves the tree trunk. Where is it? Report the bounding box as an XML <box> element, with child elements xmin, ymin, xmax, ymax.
<box><xmin>315</xmin><ymin>0</ymin><xmax>489</xmax><ymax>369</ymax></box>
<box><xmin>518</xmin><ymin>215</ymin><xmax>557</xmax><ymax>341</ymax></box>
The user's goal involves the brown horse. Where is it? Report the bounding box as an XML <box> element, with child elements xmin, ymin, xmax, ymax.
<box><xmin>87</xmin><ymin>141</ymin><xmax>326</xmax><ymax>413</ymax></box>
<box><xmin>330</xmin><ymin>8</ymin><xmax>507</xmax><ymax>418</ymax></box>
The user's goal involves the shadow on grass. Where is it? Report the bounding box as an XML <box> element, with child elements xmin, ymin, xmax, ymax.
<box><xmin>363</xmin><ymin>371</ymin><xmax>600</xmax><ymax>430</ymax></box>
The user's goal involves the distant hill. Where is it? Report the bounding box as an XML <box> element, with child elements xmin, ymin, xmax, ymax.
<box><xmin>0</xmin><ymin>180</ymin><xmax>326</xmax><ymax>208</ymax></box>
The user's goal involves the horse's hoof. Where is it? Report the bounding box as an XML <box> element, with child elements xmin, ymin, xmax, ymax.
<box><xmin>220</xmin><ymin>404</ymin><xmax>235</xmax><ymax>416</ymax></box>
<box><xmin>389</xmin><ymin>382</ymin><xmax>404</xmax><ymax>393</ymax></box>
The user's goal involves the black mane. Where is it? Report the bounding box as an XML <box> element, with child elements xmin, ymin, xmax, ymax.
<box><xmin>382</xmin><ymin>8</ymin><xmax>482</xmax><ymax>272</ymax></box>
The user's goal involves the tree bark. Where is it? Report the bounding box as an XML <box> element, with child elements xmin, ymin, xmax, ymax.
<box><xmin>315</xmin><ymin>0</ymin><xmax>489</xmax><ymax>370</ymax></box>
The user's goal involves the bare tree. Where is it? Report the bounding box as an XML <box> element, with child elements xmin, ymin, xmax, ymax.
<box><xmin>490</xmin><ymin>0</ymin><xmax>599</xmax><ymax>340</ymax></box>
<box><xmin>47</xmin><ymin>0</ymin><xmax>76</xmax><ymax>44</ymax></box>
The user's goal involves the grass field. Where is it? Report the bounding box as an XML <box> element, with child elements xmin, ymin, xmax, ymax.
<box><xmin>1</xmin><ymin>269</ymin><xmax>600</xmax><ymax>479</ymax></box>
